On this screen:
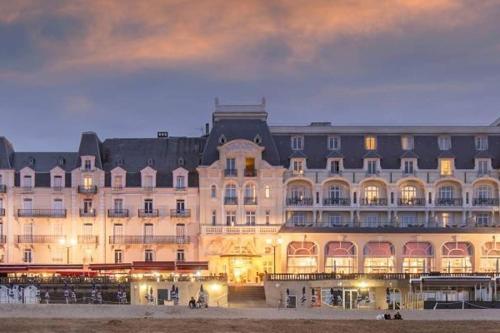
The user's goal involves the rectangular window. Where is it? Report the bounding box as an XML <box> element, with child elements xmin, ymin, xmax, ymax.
<box><xmin>403</xmin><ymin>160</ymin><xmax>414</xmax><ymax>174</ymax></box>
<box><xmin>144</xmin><ymin>199</ymin><xmax>153</xmax><ymax>213</ymax></box>
<box><xmin>364</xmin><ymin>136</ymin><xmax>376</xmax><ymax>150</ymax></box>
<box><xmin>83</xmin><ymin>176</ymin><xmax>93</xmax><ymax>188</ymax></box>
<box><xmin>114</xmin><ymin>199</ymin><xmax>123</xmax><ymax>211</ymax></box>
<box><xmin>226</xmin><ymin>158</ymin><xmax>236</xmax><ymax>170</ymax></box>
<box><xmin>83</xmin><ymin>199</ymin><xmax>93</xmax><ymax>213</ymax></box>
<box><xmin>330</xmin><ymin>160</ymin><xmax>340</xmax><ymax>174</ymax></box>
<box><xmin>113</xmin><ymin>224</ymin><xmax>123</xmax><ymax>236</ymax></box>
<box><xmin>176</xmin><ymin>223</ymin><xmax>185</xmax><ymax>237</ymax></box>
<box><xmin>114</xmin><ymin>250</ymin><xmax>123</xmax><ymax>264</ymax></box>
<box><xmin>176</xmin><ymin>175</ymin><xmax>185</xmax><ymax>189</ymax></box>
<box><xmin>83</xmin><ymin>223</ymin><xmax>93</xmax><ymax>235</ymax></box>
<box><xmin>438</xmin><ymin>136</ymin><xmax>451</xmax><ymax>150</ymax></box>
<box><xmin>367</xmin><ymin>160</ymin><xmax>377</xmax><ymax>174</ymax></box>
<box><xmin>144</xmin><ymin>223</ymin><xmax>153</xmax><ymax>237</ymax></box>
<box><xmin>226</xmin><ymin>211</ymin><xmax>236</xmax><ymax>226</ymax></box>
<box><xmin>52</xmin><ymin>198</ymin><xmax>63</xmax><ymax>211</ymax></box>
<box><xmin>475</xmin><ymin>136</ymin><xmax>488</xmax><ymax>151</ymax></box>
<box><xmin>476</xmin><ymin>213</ymin><xmax>490</xmax><ymax>226</ymax></box>
<box><xmin>0</xmin><ymin>174</ymin><xmax>3</xmax><ymax>185</ymax></box>
<box><xmin>53</xmin><ymin>175</ymin><xmax>63</xmax><ymax>188</ymax></box>
<box><xmin>328</xmin><ymin>136</ymin><xmax>340</xmax><ymax>150</ymax></box>
<box><xmin>113</xmin><ymin>175</ymin><xmax>123</xmax><ymax>188</ymax></box>
<box><xmin>293</xmin><ymin>160</ymin><xmax>304</xmax><ymax>173</ymax></box>
<box><xmin>264</xmin><ymin>185</ymin><xmax>271</xmax><ymax>199</ymax></box>
<box><xmin>145</xmin><ymin>249</ymin><xmax>154</xmax><ymax>262</ymax></box>
<box><xmin>265</xmin><ymin>211</ymin><xmax>270</xmax><ymax>225</ymax></box>
<box><xmin>245</xmin><ymin>211</ymin><xmax>256</xmax><ymax>225</ymax></box>
<box><xmin>211</xmin><ymin>210</ymin><xmax>217</xmax><ymax>225</ymax></box>
<box><xmin>401</xmin><ymin>135</ymin><xmax>414</xmax><ymax>150</ymax></box>
<box><xmin>176</xmin><ymin>199</ymin><xmax>185</xmax><ymax>212</ymax></box>
<box><xmin>84</xmin><ymin>159</ymin><xmax>92</xmax><ymax>171</ymax></box>
<box><xmin>23</xmin><ymin>249</ymin><xmax>32</xmax><ymax>263</ymax></box>
<box><xmin>23</xmin><ymin>198</ymin><xmax>33</xmax><ymax>210</ymax></box>
<box><xmin>440</xmin><ymin>159</ymin><xmax>453</xmax><ymax>176</ymax></box>
<box><xmin>143</xmin><ymin>175</ymin><xmax>153</xmax><ymax>188</ymax></box>
<box><xmin>0</xmin><ymin>198</ymin><xmax>3</xmax><ymax>210</ymax></box>
<box><xmin>478</xmin><ymin>160</ymin><xmax>489</xmax><ymax>175</ymax></box>
<box><xmin>22</xmin><ymin>175</ymin><xmax>32</xmax><ymax>188</ymax></box>
<box><xmin>291</xmin><ymin>136</ymin><xmax>304</xmax><ymax>150</ymax></box>
<box><xmin>176</xmin><ymin>249</ymin><xmax>185</xmax><ymax>262</ymax></box>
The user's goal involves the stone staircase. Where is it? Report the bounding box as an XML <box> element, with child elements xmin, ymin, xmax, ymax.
<box><xmin>228</xmin><ymin>285</ymin><xmax>267</xmax><ymax>308</ymax></box>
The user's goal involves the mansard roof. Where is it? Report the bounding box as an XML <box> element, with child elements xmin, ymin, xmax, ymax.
<box><xmin>0</xmin><ymin>137</ymin><xmax>14</xmax><ymax>169</ymax></box>
<box><xmin>12</xmin><ymin>152</ymin><xmax>78</xmax><ymax>172</ymax></box>
<box><xmin>78</xmin><ymin>132</ymin><xmax>103</xmax><ymax>169</ymax></box>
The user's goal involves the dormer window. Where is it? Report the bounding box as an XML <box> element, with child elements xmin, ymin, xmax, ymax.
<box><xmin>475</xmin><ymin>136</ymin><xmax>488</xmax><ymax>151</ymax></box>
<box><xmin>22</xmin><ymin>175</ymin><xmax>33</xmax><ymax>188</ymax></box>
<box><xmin>176</xmin><ymin>175</ymin><xmax>186</xmax><ymax>189</ymax></box>
<box><xmin>328</xmin><ymin>136</ymin><xmax>340</xmax><ymax>150</ymax></box>
<box><xmin>143</xmin><ymin>175</ymin><xmax>153</xmax><ymax>188</ymax></box>
<box><xmin>401</xmin><ymin>135</ymin><xmax>414</xmax><ymax>150</ymax></box>
<box><xmin>178</xmin><ymin>157</ymin><xmax>185</xmax><ymax>166</ymax></box>
<box><xmin>329</xmin><ymin>160</ymin><xmax>341</xmax><ymax>174</ymax></box>
<box><xmin>366</xmin><ymin>160</ymin><xmax>378</xmax><ymax>175</ymax></box>
<box><xmin>364</xmin><ymin>136</ymin><xmax>376</xmax><ymax>150</ymax></box>
<box><xmin>253</xmin><ymin>134</ymin><xmax>262</xmax><ymax>144</ymax></box>
<box><xmin>403</xmin><ymin>160</ymin><xmax>415</xmax><ymax>175</ymax></box>
<box><xmin>292</xmin><ymin>159</ymin><xmax>304</xmax><ymax>174</ymax></box>
<box><xmin>84</xmin><ymin>159</ymin><xmax>92</xmax><ymax>171</ymax></box>
<box><xmin>53</xmin><ymin>175</ymin><xmax>63</xmax><ymax>189</ymax></box>
<box><xmin>219</xmin><ymin>135</ymin><xmax>227</xmax><ymax>144</ymax></box>
<box><xmin>477</xmin><ymin>159</ymin><xmax>489</xmax><ymax>175</ymax></box>
<box><xmin>291</xmin><ymin>136</ymin><xmax>304</xmax><ymax>150</ymax></box>
<box><xmin>438</xmin><ymin>136</ymin><xmax>451</xmax><ymax>150</ymax></box>
<box><xmin>113</xmin><ymin>175</ymin><xmax>123</xmax><ymax>189</ymax></box>
<box><xmin>439</xmin><ymin>159</ymin><xmax>453</xmax><ymax>176</ymax></box>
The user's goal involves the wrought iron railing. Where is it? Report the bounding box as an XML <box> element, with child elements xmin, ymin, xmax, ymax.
<box><xmin>169</xmin><ymin>209</ymin><xmax>191</xmax><ymax>218</ymax></box>
<box><xmin>108</xmin><ymin>235</ymin><xmax>190</xmax><ymax>244</ymax></box>
<box><xmin>77</xmin><ymin>185</ymin><xmax>98</xmax><ymax>194</ymax></box>
<box><xmin>17</xmin><ymin>209</ymin><xmax>67</xmax><ymax>218</ymax></box>
<box><xmin>79</xmin><ymin>209</ymin><xmax>96</xmax><ymax>217</ymax></box>
<box><xmin>138</xmin><ymin>209</ymin><xmax>160</xmax><ymax>218</ymax></box>
<box><xmin>435</xmin><ymin>198</ymin><xmax>463</xmax><ymax>206</ymax></box>
<box><xmin>107</xmin><ymin>209</ymin><xmax>129</xmax><ymax>218</ymax></box>
<box><xmin>323</xmin><ymin>197</ymin><xmax>350</xmax><ymax>206</ymax></box>
<box><xmin>286</xmin><ymin>197</ymin><xmax>313</xmax><ymax>206</ymax></box>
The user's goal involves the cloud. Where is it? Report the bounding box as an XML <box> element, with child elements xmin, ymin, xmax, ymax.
<box><xmin>0</xmin><ymin>0</ymin><xmax>496</xmax><ymax>79</ymax></box>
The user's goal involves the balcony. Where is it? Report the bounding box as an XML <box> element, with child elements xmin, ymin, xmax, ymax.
<box><xmin>20</xmin><ymin>186</ymin><xmax>34</xmax><ymax>193</ymax></box>
<box><xmin>108</xmin><ymin>235</ymin><xmax>190</xmax><ymax>245</ymax></box>
<box><xmin>112</xmin><ymin>186</ymin><xmax>124</xmax><ymax>192</ymax></box>
<box><xmin>78</xmin><ymin>185</ymin><xmax>98</xmax><ymax>194</ymax></box>
<box><xmin>138</xmin><ymin>209</ymin><xmax>160</xmax><ymax>218</ymax></box>
<box><xmin>170</xmin><ymin>209</ymin><xmax>191</xmax><ymax>218</ymax></box>
<box><xmin>16</xmin><ymin>235</ymin><xmax>64</xmax><ymax>244</ymax></box>
<box><xmin>398</xmin><ymin>198</ymin><xmax>426</xmax><ymax>206</ymax></box>
<box><xmin>435</xmin><ymin>198</ymin><xmax>463</xmax><ymax>206</ymax></box>
<box><xmin>286</xmin><ymin>197</ymin><xmax>313</xmax><ymax>206</ymax></box>
<box><xmin>473</xmin><ymin>198</ymin><xmax>499</xmax><ymax>206</ymax></box>
<box><xmin>244</xmin><ymin>197</ymin><xmax>258</xmax><ymax>205</ymax></box>
<box><xmin>224</xmin><ymin>197</ymin><xmax>238</xmax><ymax>205</ymax></box>
<box><xmin>107</xmin><ymin>209</ymin><xmax>129</xmax><ymax>218</ymax></box>
<box><xmin>79</xmin><ymin>209</ymin><xmax>96</xmax><ymax>217</ymax></box>
<box><xmin>77</xmin><ymin>235</ymin><xmax>98</xmax><ymax>244</ymax></box>
<box><xmin>51</xmin><ymin>186</ymin><xmax>64</xmax><ymax>192</ymax></box>
<box><xmin>360</xmin><ymin>198</ymin><xmax>387</xmax><ymax>206</ymax></box>
<box><xmin>174</xmin><ymin>186</ymin><xmax>187</xmax><ymax>191</ymax></box>
<box><xmin>244</xmin><ymin>169</ymin><xmax>257</xmax><ymax>177</ymax></box>
<box><xmin>142</xmin><ymin>186</ymin><xmax>155</xmax><ymax>193</ymax></box>
<box><xmin>323</xmin><ymin>197</ymin><xmax>350</xmax><ymax>206</ymax></box>
<box><xmin>17</xmin><ymin>209</ymin><xmax>67</xmax><ymax>218</ymax></box>
<box><xmin>329</xmin><ymin>170</ymin><xmax>342</xmax><ymax>177</ymax></box>
<box><xmin>0</xmin><ymin>185</ymin><xmax>7</xmax><ymax>193</ymax></box>
<box><xmin>0</xmin><ymin>208</ymin><xmax>4</xmax><ymax>216</ymax></box>
<box><xmin>224</xmin><ymin>169</ymin><xmax>237</xmax><ymax>177</ymax></box>
<box><xmin>201</xmin><ymin>224</ymin><xmax>280</xmax><ymax>235</ymax></box>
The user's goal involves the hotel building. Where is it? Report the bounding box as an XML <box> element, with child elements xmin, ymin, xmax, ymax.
<box><xmin>0</xmin><ymin>100</ymin><xmax>499</xmax><ymax>286</ymax></box>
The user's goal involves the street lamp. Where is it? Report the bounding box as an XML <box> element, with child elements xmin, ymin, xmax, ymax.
<box><xmin>266</xmin><ymin>238</ymin><xmax>283</xmax><ymax>274</ymax></box>
<box><xmin>59</xmin><ymin>237</ymin><xmax>77</xmax><ymax>264</ymax></box>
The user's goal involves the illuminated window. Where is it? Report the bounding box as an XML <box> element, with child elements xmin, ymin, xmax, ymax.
<box><xmin>401</xmin><ymin>135</ymin><xmax>414</xmax><ymax>150</ymax></box>
<box><xmin>226</xmin><ymin>211</ymin><xmax>236</xmax><ymax>226</ymax></box>
<box><xmin>440</xmin><ymin>159</ymin><xmax>453</xmax><ymax>176</ymax></box>
<box><xmin>113</xmin><ymin>175</ymin><xmax>122</xmax><ymax>188</ymax></box>
<box><xmin>364</xmin><ymin>136</ymin><xmax>376</xmax><ymax>150</ymax></box>
<box><xmin>364</xmin><ymin>186</ymin><xmax>379</xmax><ymax>204</ymax></box>
<box><xmin>292</xmin><ymin>160</ymin><xmax>304</xmax><ymax>173</ymax></box>
<box><xmin>83</xmin><ymin>176</ymin><xmax>93</xmax><ymax>188</ymax></box>
<box><xmin>401</xmin><ymin>186</ymin><xmax>417</xmax><ymax>204</ymax></box>
<box><xmin>441</xmin><ymin>242</ymin><xmax>473</xmax><ymax>273</ymax></box>
<box><xmin>264</xmin><ymin>185</ymin><xmax>271</xmax><ymax>198</ymax></box>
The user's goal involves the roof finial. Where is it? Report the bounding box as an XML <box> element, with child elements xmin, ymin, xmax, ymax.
<box><xmin>214</xmin><ymin>97</ymin><xmax>220</xmax><ymax>106</ymax></box>
<box><xmin>261</xmin><ymin>97</ymin><xmax>266</xmax><ymax>106</ymax></box>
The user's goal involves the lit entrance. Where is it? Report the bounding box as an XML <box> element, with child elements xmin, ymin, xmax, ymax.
<box><xmin>221</xmin><ymin>255</ymin><xmax>263</xmax><ymax>284</ymax></box>
<box><xmin>343</xmin><ymin>289</ymin><xmax>359</xmax><ymax>309</ymax></box>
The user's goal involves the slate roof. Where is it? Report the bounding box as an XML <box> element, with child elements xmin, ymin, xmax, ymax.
<box><xmin>0</xmin><ymin>137</ymin><xmax>14</xmax><ymax>169</ymax></box>
<box><xmin>12</xmin><ymin>152</ymin><xmax>78</xmax><ymax>172</ymax></box>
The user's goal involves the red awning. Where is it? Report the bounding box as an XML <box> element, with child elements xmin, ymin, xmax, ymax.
<box><xmin>403</xmin><ymin>242</ymin><xmax>433</xmax><ymax>257</ymax></box>
<box><xmin>132</xmin><ymin>261</ymin><xmax>176</xmax><ymax>271</ymax></box>
<box><xmin>442</xmin><ymin>242</ymin><xmax>473</xmax><ymax>256</ymax></box>
<box><xmin>363</xmin><ymin>242</ymin><xmax>394</xmax><ymax>257</ymax></box>
<box><xmin>325</xmin><ymin>241</ymin><xmax>356</xmax><ymax>257</ymax></box>
<box><xmin>88</xmin><ymin>263</ymin><xmax>132</xmax><ymax>271</ymax></box>
<box><xmin>176</xmin><ymin>261</ymin><xmax>209</xmax><ymax>271</ymax></box>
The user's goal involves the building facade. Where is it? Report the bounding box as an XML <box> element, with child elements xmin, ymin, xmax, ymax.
<box><xmin>0</xmin><ymin>101</ymin><xmax>499</xmax><ymax>284</ymax></box>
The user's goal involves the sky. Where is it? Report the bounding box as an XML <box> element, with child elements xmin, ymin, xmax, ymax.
<box><xmin>1</xmin><ymin>0</ymin><xmax>500</xmax><ymax>152</ymax></box>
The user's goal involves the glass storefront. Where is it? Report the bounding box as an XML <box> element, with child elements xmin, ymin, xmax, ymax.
<box><xmin>287</xmin><ymin>241</ymin><xmax>319</xmax><ymax>273</ymax></box>
<box><xmin>441</xmin><ymin>242</ymin><xmax>473</xmax><ymax>273</ymax></box>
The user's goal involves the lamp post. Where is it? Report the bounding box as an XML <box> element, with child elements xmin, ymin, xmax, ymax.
<box><xmin>59</xmin><ymin>237</ymin><xmax>77</xmax><ymax>264</ymax></box>
<box><xmin>266</xmin><ymin>238</ymin><xmax>283</xmax><ymax>274</ymax></box>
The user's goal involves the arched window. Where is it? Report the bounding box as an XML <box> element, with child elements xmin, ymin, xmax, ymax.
<box><xmin>363</xmin><ymin>242</ymin><xmax>394</xmax><ymax>273</ymax></box>
<box><xmin>480</xmin><ymin>242</ymin><xmax>500</xmax><ymax>272</ymax></box>
<box><xmin>402</xmin><ymin>242</ymin><xmax>433</xmax><ymax>273</ymax></box>
<box><xmin>287</xmin><ymin>241</ymin><xmax>318</xmax><ymax>273</ymax></box>
<box><xmin>441</xmin><ymin>242</ymin><xmax>473</xmax><ymax>273</ymax></box>
<box><xmin>324</xmin><ymin>241</ymin><xmax>356</xmax><ymax>274</ymax></box>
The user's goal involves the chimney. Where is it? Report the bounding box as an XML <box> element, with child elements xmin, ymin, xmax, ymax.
<box><xmin>205</xmin><ymin>123</ymin><xmax>209</xmax><ymax>135</ymax></box>
<box><xmin>157</xmin><ymin>131</ymin><xmax>169</xmax><ymax>138</ymax></box>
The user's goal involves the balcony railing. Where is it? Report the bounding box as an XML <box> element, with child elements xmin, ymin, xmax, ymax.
<box><xmin>79</xmin><ymin>209</ymin><xmax>96</xmax><ymax>217</ymax></box>
<box><xmin>473</xmin><ymin>198</ymin><xmax>499</xmax><ymax>206</ymax></box>
<box><xmin>201</xmin><ymin>224</ymin><xmax>281</xmax><ymax>235</ymax></box>
<box><xmin>286</xmin><ymin>197</ymin><xmax>313</xmax><ymax>206</ymax></box>
<box><xmin>51</xmin><ymin>186</ymin><xmax>64</xmax><ymax>192</ymax></box>
<box><xmin>77</xmin><ymin>185</ymin><xmax>98</xmax><ymax>194</ymax></box>
<box><xmin>138</xmin><ymin>209</ymin><xmax>160</xmax><ymax>218</ymax></box>
<box><xmin>224</xmin><ymin>169</ymin><xmax>237</xmax><ymax>177</ymax></box>
<box><xmin>323</xmin><ymin>197</ymin><xmax>350</xmax><ymax>206</ymax></box>
<box><xmin>435</xmin><ymin>198</ymin><xmax>463</xmax><ymax>206</ymax></box>
<box><xmin>224</xmin><ymin>197</ymin><xmax>238</xmax><ymax>205</ymax></box>
<box><xmin>0</xmin><ymin>185</ymin><xmax>6</xmax><ymax>193</ymax></box>
<box><xmin>398</xmin><ymin>198</ymin><xmax>426</xmax><ymax>206</ymax></box>
<box><xmin>0</xmin><ymin>208</ymin><xmax>4</xmax><ymax>217</ymax></box>
<box><xmin>142</xmin><ymin>186</ymin><xmax>155</xmax><ymax>192</ymax></box>
<box><xmin>170</xmin><ymin>209</ymin><xmax>191</xmax><ymax>218</ymax></box>
<box><xmin>21</xmin><ymin>186</ymin><xmax>34</xmax><ymax>193</ymax></box>
<box><xmin>174</xmin><ymin>186</ymin><xmax>187</xmax><ymax>191</ymax></box>
<box><xmin>107</xmin><ymin>209</ymin><xmax>129</xmax><ymax>218</ymax></box>
<box><xmin>112</xmin><ymin>186</ymin><xmax>124</xmax><ymax>192</ymax></box>
<box><xmin>360</xmin><ymin>198</ymin><xmax>387</xmax><ymax>206</ymax></box>
<box><xmin>16</xmin><ymin>235</ymin><xmax>65</xmax><ymax>244</ymax></box>
<box><xmin>283</xmin><ymin>220</ymin><xmax>498</xmax><ymax>230</ymax></box>
<box><xmin>17</xmin><ymin>209</ymin><xmax>67</xmax><ymax>218</ymax></box>
<box><xmin>77</xmin><ymin>235</ymin><xmax>98</xmax><ymax>244</ymax></box>
<box><xmin>244</xmin><ymin>169</ymin><xmax>257</xmax><ymax>177</ymax></box>
<box><xmin>244</xmin><ymin>197</ymin><xmax>258</xmax><ymax>205</ymax></box>
<box><xmin>108</xmin><ymin>235</ymin><xmax>190</xmax><ymax>245</ymax></box>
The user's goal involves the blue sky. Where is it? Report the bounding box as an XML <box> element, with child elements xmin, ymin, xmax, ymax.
<box><xmin>1</xmin><ymin>0</ymin><xmax>500</xmax><ymax>151</ymax></box>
